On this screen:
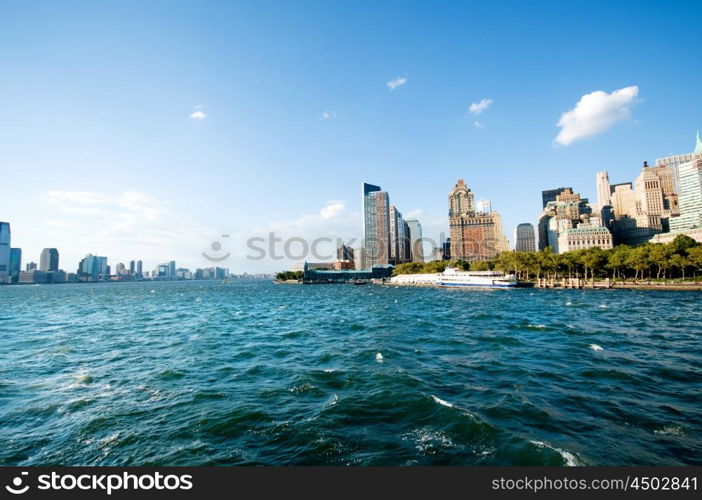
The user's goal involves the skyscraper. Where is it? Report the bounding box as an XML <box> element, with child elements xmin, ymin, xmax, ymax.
<box><xmin>449</xmin><ymin>179</ymin><xmax>506</xmax><ymax>261</ymax></box>
<box><xmin>136</xmin><ymin>260</ymin><xmax>143</xmax><ymax>279</ymax></box>
<box><xmin>362</xmin><ymin>183</ymin><xmax>391</xmax><ymax>268</ymax></box>
<box><xmin>541</xmin><ymin>187</ymin><xmax>573</xmax><ymax>209</ymax></box>
<box><xmin>405</xmin><ymin>219</ymin><xmax>424</xmax><ymax>263</ymax></box>
<box><xmin>9</xmin><ymin>248</ymin><xmax>22</xmax><ymax>284</ymax></box>
<box><xmin>39</xmin><ymin>248</ymin><xmax>59</xmax><ymax>272</ymax></box>
<box><xmin>656</xmin><ymin>131</ymin><xmax>702</xmax><ymax>193</ymax></box>
<box><xmin>514</xmin><ymin>223</ymin><xmax>536</xmax><ymax>252</ymax></box>
<box><xmin>670</xmin><ymin>154</ymin><xmax>702</xmax><ymax>232</ymax></box>
<box><xmin>0</xmin><ymin>222</ymin><xmax>10</xmax><ymax>283</ymax></box>
<box><xmin>596</xmin><ymin>172</ymin><xmax>611</xmax><ymax>208</ymax></box>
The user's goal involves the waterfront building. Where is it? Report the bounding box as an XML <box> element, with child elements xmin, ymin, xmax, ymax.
<box><xmin>537</xmin><ymin>188</ymin><xmax>591</xmax><ymax>250</ymax></box>
<box><xmin>78</xmin><ymin>254</ymin><xmax>108</xmax><ymax>281</ymax></box>
<box><xmin>448</xmin><ymin>179</ymin><xmax>507</xmax><ymax>261</ymax></box>
<box><xmin>362</xmin><ymin>183</ymin><xmax>391</xmax><ymax>267</ymax></box>
<box><xmin>168</xmin><ymin>261</ymin><xmax>176</xmax><ymax>278</ymax></box>
<box><xmin>26</xmin><ymin>262</ymin><xmax>37</xmax><ymax>271</ymax></box>
<box><xmin>596</xmin><ymin>172</ymin><xmax>611</xmax><ymax>209</ymax></box>
<box><xmin>514</xmin><ymin>223</ymin><xmax>536</xmax><ymax>252</ymax></box>
<box><xmin>136</xmin><ymin>260</ymin><xmax>143</xmax><ymax>279</ymax></box>
<box><xmin>9</xmin><ymin>248</ymin><xmax>21</xmax><ymax>284</ymax></box>
<box><xmin>302</xmin><ymin>261</ymin><xmax>394</xmax><ymax>284</ymax></box>
<box><xmin>610</xmin><ymin>183</ymin><xmax>637</xmax><ymax>218</ymax></box>
<box><xmin>670</xmin><ymin>154</ymin><xmax>702</xmax><ymax>232</ymax></box>
<box><xmin>656</xmin><ymin>131</ymin><xmax>702</xmax><ymax>193</ymax></box>
<box><xmin>405</xmin><ymin>219</ymin><xmax>424</xmax><ymax>262</ymax></box>
<box><xmin>541</xmin><ymin>187</ymin><xmax>573</xmax><ymax>209</ymax></box>
<box><xmin>39</xmin><ymin>248</ymin><xmax>59</xmax><ymax>272</ymax></box>
<box><xmin>353</xmin><ymin>247</ymin><xmax>366</xmax><ymax>270</ymax></box>
<box><xmin>129</xmin><ymin>260</ymin><xmax>135</xmax><ymax>275</ymax></box>
<box><xmin>19</xmin><ymin>270</ymin><xmax>46</xmax><ymax>284</ymax></box>
<box><xmin>389</xmin><ymin>205</ymin><xmax>410</xmax><ymax>265</ymax></box>
<box><xmin>556</xmin><ymin>223</ymin><xmax>613</xmax><ymax>253</ymax></box>
<box><xmin>611</xmin><ymin>215</ymin><xmax>663</xmax><ymax>246</ymax></box>
<box><xmin>337</xmin><ymin>243</ymin><xmax>354</xmax><ymax>263</ymax></box>
<box><xmin>635</xmin><ymin>161</ymin><xmax>677</xmax><ymax>219</ymax></box>
<box><xmin>0</xmin><ymin>222</ymin><xmax>10</xmax><ymax>283</ymax></box>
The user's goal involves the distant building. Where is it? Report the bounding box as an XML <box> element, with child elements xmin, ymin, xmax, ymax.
<box><xmin>0</xmin><ymin>222</ymin><xmax>10</xmax><ymax>283</ymax></box>
<box><xmin>39</xmin><ymin>248</ymin><xmax>59</xmax><ymax>272</ymax></box>
<box><xmin>537</xmin><ymin>188</ymin><xmax>591</xmax><ymax>250</ymax></box>
<box><xmin>557</xmin><ymin>224</ymin><xmax>613</xmax><ymax>253</ymax></box>
<box><xmin>670</xmin><ymin>154</ymin><xmax>702</xmax><ymax>232</ymax></box>
<box><xmin>78</xmin><ymin>254</ymin><xmax>108</xmax><ymax>281</ymax></box>
<box><xmin>337</xmin><ymin>243</ymin><xmax>354</xmax><ymax>262</ymax></box>
<box><xmin>136</xmin><ymin>260</ymin><xmax>143</xmax><ymax>279</ymax></box>
<box><xmin>9</xmin><ymin>248</ymin><xmax>21</xmax><ymax>284</ymax></box>
<box><xmin>389</xmin><ymin>205</ymin><xmax>411</xmax><ymax>265</ymax></box>
<box><xmin>596</xmin><ymin>172</ymin><xmax>611</xmax><ymax>208</ymax></box>
<box><xmin>656</xmin><ymin>131</ymin><xmax>702</xmax><ymax>193</ymax></box>
<box><xmin>514</xmin><ymin>223</ymin><xmax>536</xmax><ymax>252</ymax></box>
<box><xmin>448</xmin><ymin>179</ymin><xmax>507</xmax><ymax>261</ymax></box>
<box><xmin>362</xmin><ymin>183</ymin><xmax>391</xmax><ymax>267</ymax></box>
<box><xmin>610</xmin><ymin>183</ymin><xmax>636</xmax><ymax>218</ymax></box>
<box><xmin>26</xmin><ymin>262</ymin><xmax>37</xmax><ymax>271</ymax></box>
<box><xmin>169</xmin><ymin>261</ymin><xmax>176</xmax><ymax>278</ymax></box>
<box><xmin>405</xmin><ymin>219</ymin><xmax>424</xmax><ymax>262</ymax></box>
<box><xmin>611</xmin><ymin>215</ymin><xmax>663</xmax><ymax>246</ymax></box>
<box><xmin>302</xmin><ymin>262</ymin><xmax>394</xmax><ymax>283</ymax></box>
<box><xmin>541</xmin><ymin>187</ymin><xmax>573</xmax><ymax>209</ymax></box>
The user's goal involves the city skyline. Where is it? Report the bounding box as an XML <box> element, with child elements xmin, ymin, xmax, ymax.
<box><xmin>1</xmin><ymin>1</ymin><xmax>701</xmax><ymax>273</ymax></box>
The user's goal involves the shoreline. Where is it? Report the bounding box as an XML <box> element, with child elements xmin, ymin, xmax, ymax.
<box><xmin>382</xmin><ymin>279</ymin><xmax>702</xmax><ymax>291</ymax></box>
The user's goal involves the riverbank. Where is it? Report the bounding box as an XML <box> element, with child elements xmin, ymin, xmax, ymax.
<box><xmin>380</xmin><ymin>277</ymin><xmax>702</xmax><ymax>291</ymax></box>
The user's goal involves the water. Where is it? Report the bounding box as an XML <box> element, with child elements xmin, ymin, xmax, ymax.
<box><xmin>1</xmin><ymin>281</ymin><xmax>700</xmax><ymax>466</ymax></box>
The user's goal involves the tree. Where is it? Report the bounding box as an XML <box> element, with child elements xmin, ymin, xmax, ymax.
<box><xmin>686</xmin><ymin>246</ymin><xmax>702</xmax><ymax>278</ymax></box>
<box><xmin>606</xmin><ymin>245</ymin><xmax>632</xmax><ymax>280</ymax></box>
<box><xmin>648</xmin><ymin>244</ymin><xmax>673</xmax><ymax>279</ymax></box>
<box><xmin>627</xmin><ymin>245</ymin><xmax>651</xmax><ymax>280</ymax></box>
<box><xmin>669</xmin><ymin>253</ymin><xmax>690</xmax><ymax>279</ymax></box>
<box><xmin>671</xmin><ymin>234</ymin><xmax>698</xmax><ymax>254</ymax></box>
<box><xmin>471</xmin><ymin>261</ymin><xmax>492</xmax><ymax>271</ymax></box>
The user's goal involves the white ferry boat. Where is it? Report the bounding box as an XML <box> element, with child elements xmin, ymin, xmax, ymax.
<box><xmin>436</xmin><ymin>267</ymin><xmax>517</xmax><ymax>288</ymax></box>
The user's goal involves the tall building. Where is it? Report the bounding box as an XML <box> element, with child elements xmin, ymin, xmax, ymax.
<box><xmin>362</xmin><ymin>183</ymin><xmax>391</xmax><ymax>267</ymax></box>
<box><xmin>337</xmin><ymin>243</ymin><xmax>354</xmax><ymax>262</ymax></box>
<box><xmin>39</xmin><ymin>248</ymin><xmax>59</xmax><ymax>272</ymax></box>
<box><xmin>9</xmin><ymin>248</ymin><xmax>22</xmax><ymax>284</ymax></box>
<box><xmin>656</xmin><ymin>131</ymin><xmax>702</xmax><ymax>193</ymax></box>
<box><xmin>168</xmin><ymin>261</ymin><xmax>176</xmax><ymax>278</ymax></box>
<box><xmin>405</xmin><ymin>219</ymin><xmax>424</xmax><ymax>262</ymax></box>
<box><xmin>514</xmin><ymin>223</ymin><xmax>536</xmax><ymax>252</ymax></box>
<box><xmin>596</xmin><ymin>172</ymin><xmax>611</xmax><ymax>208</ymax></box>
<box><xmin>541</xmin><ymin>187</ymin><xmax>573</xmax><ymax>208</ymax></box>
<box><xmin>78</xmin><ymin>254</ymin><xmax>108</xmax><ymax>281</ymax></box>
<box><xmin>537</xmin><ymin>188</ymin><xmax>595</xmax><ymax>251</ymax></box>
<box><xmin>389</xmin><ymin>205</ymin><xmax>410</xmax><ymax>264</ymax></box>
<box><xmin>0</xmin><ymin>222</ymin><xmax>10</xmax><ymax>283</ymax></box>
<box><xmin>448</xmin><ymin>179</ymin><xmax>506</xmax><ymax>261</ymax></box>
<box><xmin>129</xmin><ymin>260</ymin><xmax>136</xmax><ymax>275</ymax></box>
<box><xmin>670</xmin><ymin>154</ymin><xmax>702</xmax><ymax>232</ymax></box>
<box><xmin>610</xmin><ymin>183</ymin><xmax>637</xmax><ymax>218</ymax></box>
<box><xmin>136</xmin><ymin>260</ymin><xmax>143</xmax><ymax>279</ymax></box>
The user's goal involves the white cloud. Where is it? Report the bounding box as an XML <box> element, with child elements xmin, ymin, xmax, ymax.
<box><xmin>386</xmin><ymin>77</ymin><xmax>407</xmax><ymax>91</ymax></box>
<box><xmin>469</xmin><ymin>98</ymin><xmax>492</xmax><ymax>115</ymax></box>
<box><xmin>555</xmin><ymin>85</ymin><xmax>639</xmax><ymax>146</ymax></box>
<box><xmin>320</xmin><ymin>201</ymin><xmax>345</xmax><ymax>219</ymax></box>
<box><xmin>189</xmin><ymin>110</ymin><xmax>207</xmax><ymax>120</ymax></box>
<box><xmin>35</xmin><ymin>190</ymin><xmax>216</xmax><ymax>270</ymax></box>
<box><xmin>474</xmin><ymin>121</ymin><xmax>484</xmax><ymax>128</ymax></box>
<box><xmin>319</xmin><ymin>110</ymin><xmax>337</xmax><ymax>121</ymax></box>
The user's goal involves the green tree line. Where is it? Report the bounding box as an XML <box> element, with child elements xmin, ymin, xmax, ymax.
<box><xmin>394</xmin><ymin>235</ymin><xmax>702</xmax><ymax>281</ymax></box>
<box><xmin>275</xmin><ymin>270</ymin><xmax>303</xmax><ymax>281</ymax></box>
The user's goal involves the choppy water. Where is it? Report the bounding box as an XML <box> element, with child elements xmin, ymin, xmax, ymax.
<box><xmin>0</xmin><ymin>281</ymin><xmax>700</xmax><ymax>466</ymax></box>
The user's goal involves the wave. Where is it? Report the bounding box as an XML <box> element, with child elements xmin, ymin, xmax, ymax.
<box><xmin>530</xmin><ymin>440</ymin><xmax>581</xmax><ymax>466</ymax></box>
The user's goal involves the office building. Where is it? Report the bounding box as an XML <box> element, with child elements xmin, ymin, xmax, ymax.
<box><xmin>0</xmin><ymin>222</ymin><xmax>10</xmax><ymax>283</ymax></box>
<box><xmin>656</xmin><ymin>131</ymin><xmax>702</xmax><ymax>193</ymax></box>
<box><xmin>405</xmin><ymin>219</ymin><xmax>424</xmax><ymax>262</ymax></box>
<box><xmin>514</xmin><ymin>223</ymin><xmax>536</xmax><ymax>252</ymax></box>
<box><xmin>541</xmin><ymin>187</ymin><xmax>573</xmax><ymax>209</ymax></box>
<box><xmin>39</xmin><ymin>248</ymin><xmax>59</xmax><ymax>272</ymax></box>
<box><xmin>362</xmin><ymin>183</ymin><xmax>391</xmax><ymax>267</ymax></box>
<box><xmin>448</xmin><ymin>179</ymin><xmax>507</xmax><ymax>261</ymax></box>
<box><xmin>596</xmin><ymin>172</ymin><xmax>611</xmax><ymax>208</ymax></box>
<box><xmin>9</xmin><ymin>248</ymin><xmax>21</xmax><ymax>284</ymax></box>
<box><xmin>557</xmin><ymin>224</ymin><xmax>613</xmax><ymax>253</ymax></box>
<box><xmin>670</xmin><ymin>154</ymin><xmax>702</xmax><ymax>232</ymax></box>
<box><xmin>78</xmin><ymin>254</ymin><xmax>108</xmax><ymax>281</ymax></box>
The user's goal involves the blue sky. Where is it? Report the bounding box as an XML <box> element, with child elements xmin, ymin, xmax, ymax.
<box><xmin>1</xmin><ymin>0</ymin><xmax>701</xmax><ymax>273</ymax></box>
